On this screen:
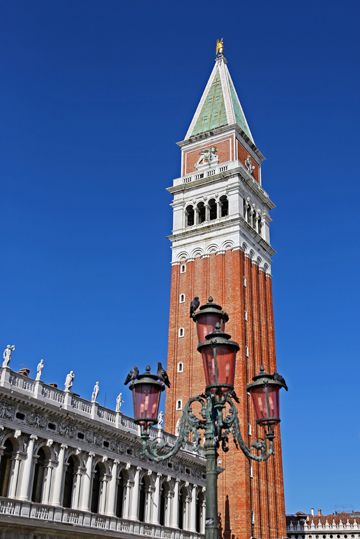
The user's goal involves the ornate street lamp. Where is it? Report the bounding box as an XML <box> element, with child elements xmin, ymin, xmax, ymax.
<box><xmin>192</xmin><ymin>296</ymin><xmax>228</xmax><ymax>343</ymax></box>
<box><xmin>247</xmin><ymin>367</ymin><xmax>287</xmax><ymax>428</ymax></box>
<box><xmin>130</xmin><ymin>365</ymin><xmax>165</xmax><ymax>433</ymax></box>
<box><xmin>126</xmin><ymin>299</ymin><xmax>287</xmax><ymax>539</ymax></box>
<box><xmin>197</xmin><ymin>324</ymin><xmax>239</xmax><ymax>395</ymax></box>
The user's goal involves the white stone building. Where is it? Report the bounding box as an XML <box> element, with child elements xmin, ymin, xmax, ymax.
<box><xmin>287</xmin><ymin>511</ymin><xmax>360</xmax><ymax>539</ymax></box>
<box><xmin>0</xmin><ymin>364</ymin><xmax>206</xmax><ymax>539</ymax></box>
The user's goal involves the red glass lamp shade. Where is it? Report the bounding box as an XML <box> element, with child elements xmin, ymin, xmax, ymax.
<box><xmin>130</xmin><ymin>373</ymin><xmax>164</xmax><ymax>427</ymax></box>
<box><xmin>193</xmin><ymin>297</ymin><xmax>229</xmax><ymax>343</ymax></box>
<box><xmin>247</xmin><ymin>369</ymin><xmax>287</xmax><ymax>426</ymax></box>
<box><xmin>197</xmin><ymin>326</ymin><xmax>239</xmax><ymax>394</ymax></box>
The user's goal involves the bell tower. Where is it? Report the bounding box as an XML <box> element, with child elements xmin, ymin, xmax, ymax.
<box><xmin>164</xmin><ymin>41</ymin><xmax>287</xmax><ymax>539</ymax></box>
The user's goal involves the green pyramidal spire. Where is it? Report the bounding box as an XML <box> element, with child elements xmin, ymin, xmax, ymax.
<box><xmin>185</xmin><ymin>43</ymin><xmax>254</xmax><ymax>143</ymax></box>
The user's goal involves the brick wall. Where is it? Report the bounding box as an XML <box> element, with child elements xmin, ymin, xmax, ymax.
<box><xmin>165</xmin><ymin>250</ymin><xmax>286</xmax><ymax>539</ymax></box>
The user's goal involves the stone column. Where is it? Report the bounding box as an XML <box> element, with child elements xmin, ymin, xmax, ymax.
<box><xmin>152</xmin><ymin>473</ymin><xmax>161</xmax><ymax>525</ymax></box>
<box><xmin>106</xmin><ymin>460</ymin><xmax>119</xmax><ymax>517</ymax></box>
<box><xmin>144</xmin><ymin>473</ymin><xmax>153</xmax><ymax>523</ymax></box>
<box><xmin>18</xmin><ymin>435</ymin><xmax>37</xmax><ymax>501</ymax></box>
<box><xmin>201</xmin><ymin>491</ymin><xmax>206</xmax><ymax>534</ymax></box>
<box><xmin>171</xmin><ymin>479</ymin><xmax>180</xmax><ymax>528</ymax></box>
<box><xmin>205</xmin><ymin>203</ymin><xmax>210</xmax><ymax>222</ymax></box>
<box><xmin>189</xmin><ymin>484</ymin><xmax>197</xmax><ymax>532</ymax></box>
<box><xmin>99</xmin><ymin>473</ymin><xmax>110</xmax><ymax>515</ymax></box>
<box><xmin>123</xmin><ymin>477</ymin><xmax>132</xmax><ymax>519</ymax></box>
<box><xmin>184</xmin><ymin>491</ymin><xmax>191</xmax><ymax>531</ymax></box>
<box><xmin>165</xmin><ymin>479</ymin><xmax>172</xmax><ymax>527</ymax></box>
<box><xmin>72</xmin><ymin>467</ymin><xmax>83</xmax><ymax>510</ymax></box>
<box><xmin>51</xmin><ymin>444</ymin><xmax>67</xmax><ymax>506</ymax></box>
<box><xmin>129</xmin><ymin>466</ymin><xmax>141</xmax><ymax>521</ymax></box>
<box><xmin>8</xmin><ymin>453</ymin><xmax>21</xmax><ymax>498</ymax></box>
<box><xmin>216</xmin><ymin>200</ymin><xmax>221</xmax><ymax>219</ymax></box>
<box><xmin>79</xmin><ymin>452</ymin><xmax>94</xmax><ymax>512</ymax></box>
<box><xmin>42</xmin><ymin>460</ymin><xmax>55</xmax><ymax>504</ymax></box>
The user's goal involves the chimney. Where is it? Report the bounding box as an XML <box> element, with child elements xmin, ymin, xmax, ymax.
<box><xmin>318</xmin><ymin>509</ymin><xmax>322</xmax><ymax>516</ymax></box>
<box><xmin>311</xmin><ymin>508</ymin><xmax>315</xmax><ymax>516</ymax></box>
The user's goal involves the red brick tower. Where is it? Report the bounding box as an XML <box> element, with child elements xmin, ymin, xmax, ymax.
<box><xmin>165</xmin><ymin>42</ymin><xmax>286</xmax><ymax>539</ymax></box>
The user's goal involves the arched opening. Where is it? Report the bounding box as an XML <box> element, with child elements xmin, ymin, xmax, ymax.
<box><xmin>257</xmin><ymin>216</ymin><xmax>262</xmax><ymax>235</ymax></box>
<box><xmin>0</xmin><ymin>439</ymin><xmax>14</xmax><ymax>497</ymax></box>
<box><xmin>197</xmin><ymin>202</ymin><xmax>206</xmax><ymax>224</ymax></box>
<box><xmin>208</xmin><ymin>199</ymin><xmax>217</xmax><ymax>220</ymax></box>
<box><xmin>220</xmin><ymin>195</ymin><xmax>228</xmax><ymax>217</ymax></box>
<box><xmin>159</xmin><ymin>481</ymin><xmax>169</xmax><ymax>526</ymax></box>
<box><xmin>91</xmin><ymin>462</ymin><xmax>105</xmax><ymax>513</ymax></box>
<box><xmin>178</xmin><ymin>485</ymin><xmax>186</xmax><ymax>530</ymax></box>
<box><xmin>63</xmin><ymin>455</ymin><xmax>78</xmax><ymax>508</ymax></box>
<box><xmin>196</xmin><ymin>490</ymin><xmax>204</xmax><ymax>533</ymax></box>
<box><xmin>138</xmin><ymin>475</ymin><xmax>147</xmax><ymax>522</ymax></box>
<box><xmin>186</xmin><ymin>205</ymin><xmax>194</xmax><ymax>227</ymax></box>
<box><xmin>116</xmin><ymin>469</ymin><xmax>127</xmax><ymax>518</ymax></box>
<box><xmin>31</xmin><ymin>447</ymin><xmax>47</xmax><ymax>503</ymax></box>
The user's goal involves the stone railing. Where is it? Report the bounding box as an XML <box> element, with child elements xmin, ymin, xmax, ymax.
<box><xmin>171</xmin><ymin>160</ymin><xmax>271</xmax><ymax>203</ymax></box>
<box><xmin>0</xmin><ymin>367</ymin><xmax>204</xmax><ymax>458</ymax></box>
<box><xmin>287</xmin><ymin>519</ymin><xmax>360</xmax><ymax>532</ymax></box>
<box><xmin>0</xmin><ymin>497</ymin><xmax>203</xmax><ymax>538</ymax></box>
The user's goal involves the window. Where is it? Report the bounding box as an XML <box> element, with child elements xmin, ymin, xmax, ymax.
<box><xmin>180</xmin><ymin>264</ymin><xmax>186</xmax><ymax>274</ymax></box>
<box><xmin>248</xmin><ymin>422</ymin><xmax>252</xmax><ymax>436</ymax></box>
<box><xmin>208</xmin><ymin>199</ymin><xmax>217</xmax><ymax>220</ymax></box>
<box><xmin>177</xmin><ymin>362</ymin><xmax>184</xmax><ymax>373</ymax></box>
<box><xmin>244</xmin><ymin>310</ymin><xmax>248</xmax><ymax>321</ymax></box>
<box><xmin>186</xmin><ymin>205</ymin><xmax>194</xmax><ymax>226</ymax></box>
<box><xmin>179</xmin><ymin>293</ymin><xmax>185</xmax><ymax>303</ymax></box>
<box><xmin>178</xmin><ymin>328</ymin><xmax>184</xmax><ymax>338</ymax></box>
<box><xmin>176</xmin><ymin>399</ymin><xmax>182</xmax><ymax>410</ymax></box>
<box><xmin>251</xmin><ymin>511</ymin><xmax>255</xmax><ymax>525</ymax></box>
<box><xmin>245</xmin><ymin>345</ymin><xmax>249</xmax><ymax>357</ymax></box>
<box><xmin>220</xmin><ymin>195</ymin><xmax>229</xmax><ymax>217</ymax></box>
<box><xmin>250</xmin><ymin>464</ymin><xmax>253</xmax><ymax>478</ymax></box>
<box><xmin>197</xmin><ymin>202</ymin><xmax>206</xmax><ymax>224</ymax></box>
<box><xmin>243</xmin><ymin>277</ymin><xmax>247</xmax><ymax>287</ymax></box>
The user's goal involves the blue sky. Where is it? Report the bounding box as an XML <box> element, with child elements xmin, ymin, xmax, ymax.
<box><xmin>1</xmin><ymin>0</ymin><xmax>359</xmax><ymax>515</ymax></box>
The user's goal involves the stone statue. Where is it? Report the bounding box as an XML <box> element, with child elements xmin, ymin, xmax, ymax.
<box><xmin>64</xmin><ymin>370</ymin><xmax>75</xmax><ymax>392</ymax></box>
<box><xmin>2</xmin><ymin>345</ymin><xmax>15</xmax><ymax>368</ymax></box>
<box><xmin>91</xmin><ymin>381</ymin><xmax>100</xmax><ymax>403</ymax></box>
<box><xmin>195</xmin><ymin>146</ymin><xmax>218</xmax><ymax>170</ymax></box>
<box><xmin>35</xmin><ymin>359</ymin><xmax>44</xmax><ymax>381</ymax></box>
<box><xmin>157</xmin><ymin>411</ymin><xmax>164</xmax><ymax>430</ymax></box>
<box><xmin>216</xmin><ymin>38</ymin><xmax>224</xmax><ymax>56</ymax></box>
<box><xmin>116</xmin><ymin>393</ymin><xmax>123</xmax><ymax>413</ymax></box>
<box><xmin>245</xmin><ymin>155</ymin><xmax>255</xmax><ymax>175</ymax></box>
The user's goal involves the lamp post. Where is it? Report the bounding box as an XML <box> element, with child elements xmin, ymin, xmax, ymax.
<box><xmin>126</xmin><ymin>298</ymin><xmax>287</xmax><ymax>539</ymax></box>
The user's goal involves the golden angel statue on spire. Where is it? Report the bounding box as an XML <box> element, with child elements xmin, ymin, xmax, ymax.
<box><xmin>216</xmin><ymin>38</ymin><xmax>224</xmax><ymax>56</ymax></box>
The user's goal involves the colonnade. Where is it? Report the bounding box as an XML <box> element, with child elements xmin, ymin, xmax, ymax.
<box><xmin>186</xmin><ymin>195</ymin><xmax>229</xmax><ymax>227</ymax></box>
<box><xmin>0</xmin><ymin>433</ymin><xmax>205</xmax><ymax>533</ymax></box>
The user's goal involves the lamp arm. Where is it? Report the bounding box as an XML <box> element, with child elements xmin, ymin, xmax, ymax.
<box><xmin>223</xmin><ymin>397</ymin><xmax>274</xmax><ymax>462</ymax></box>
<box><xmin>141</xmin><ymin>395</ymin><xmax>206</xmax><ymax>462</ymax></box>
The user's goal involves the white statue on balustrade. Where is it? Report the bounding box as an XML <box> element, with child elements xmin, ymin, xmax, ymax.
<box><xmin>64</xmin><ymin>370</ymin><xmax>75</xmax><ymax>392</ymax></box>
<box><xmin>91</xmin><ymin>381</ymin><xmax>100</xmax><ymax>403</ymax></box>
<box><xmin>116</xmin><ymin>392</ymin><xmax>123</xmax><ymax>412</ymax></box>
<box><xmin>36</xmin><ymin>359</ymin><xmax>44</xmax><ymax>381</ymax></box>
<box><xmin>2</xmin><ymin>344</ymin><xmax>15</xmax><ymax>368</ymax></box>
